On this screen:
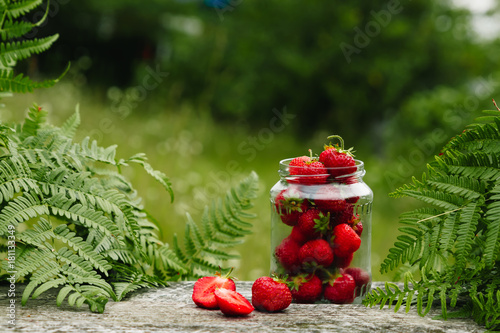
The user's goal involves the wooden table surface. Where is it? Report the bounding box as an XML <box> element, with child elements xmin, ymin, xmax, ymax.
<box><xmin>0</xmin><ymin>282</ymin><xmax>486</xmax><ymax>332</ymax></box>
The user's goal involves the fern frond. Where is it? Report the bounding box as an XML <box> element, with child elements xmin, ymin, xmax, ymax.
<box><xmin>3</xmin><ymin>0</ymin><xmax>43</xmax><ymax>19</ymax></box>
<box><xmin>0</xmin><ymin>34</ymin><xmax>58</xmax><ymax>66</ymax></box>
<box><xmin>396</xmin><ymin>189</ymin><xmax>463</xmax><ymax>211</ymax></box>
<box><xmin>454</xmin><ymin>200</ymin><xmax>482</xmax><ymax>275</ymax></box>
<box><xmin>0</xmin><ymin>191</ymin><xmax>48</xmax><ymax>234</ymax></box>
<box><xmin>171</xmin><ymin>171</ymin><xmax>258</xmax><ymax>277</ymax></box>
<box><xmin>53</xmin><ymin>224</ymin><xmax>112</xmax><ymax>275</ymax></box>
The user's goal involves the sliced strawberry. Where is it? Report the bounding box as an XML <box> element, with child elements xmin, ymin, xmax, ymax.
<box><xmin>214</xmin><ymin>288</ymin><xmax>254</xmax><ymax>316</ymax></box>
<box><xmin>192</xmin><ymin>270</ymin><xmax>236</xmax><ymax>309</ymax></box>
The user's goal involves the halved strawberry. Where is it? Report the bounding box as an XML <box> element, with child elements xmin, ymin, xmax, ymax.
<box><xmin>192</xmin><ymin>269</ymin><xmax>236</xmax><ymax>309</ymax></box>
<box><xmin>214</xmin><ymin>288</ymin><xmax>254</xmax><ymax>316</ymax></box>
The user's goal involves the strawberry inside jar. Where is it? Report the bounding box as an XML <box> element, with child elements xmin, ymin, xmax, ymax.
<box><xmin>269</xmin><ymin>135</ymin><xmax>373</xmax><ymax>304</ymax></box>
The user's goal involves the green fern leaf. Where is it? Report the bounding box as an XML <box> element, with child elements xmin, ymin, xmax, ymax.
<box><xmin>3</xmin><ymin>0</ymin><xmax>43</xmax><ymax>19</ymax></box>
<box><xmin>0</xmin><ymin>34</ymin><xmax>58</xmax><ymax>66</ymax></box>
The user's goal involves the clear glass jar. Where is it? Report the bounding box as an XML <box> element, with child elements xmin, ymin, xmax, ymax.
<box><xmin>270</xmin><ymin>158</ymin><xmax>373</xmax><ymax>304</ymax></box>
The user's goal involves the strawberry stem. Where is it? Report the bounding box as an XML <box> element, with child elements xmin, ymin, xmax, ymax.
<box><xmin>326</xmin><ymin>135</ymin><xmax>344</xmax><ymax>150</ymax></box>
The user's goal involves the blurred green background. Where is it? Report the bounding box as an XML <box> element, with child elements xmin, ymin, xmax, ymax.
<box><xmin>2</xmin><ymin>0</ymin><xmax>500</xmax><ymax>281</ymax></box>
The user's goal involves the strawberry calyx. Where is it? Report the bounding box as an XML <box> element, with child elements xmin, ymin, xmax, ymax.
<box><xmin>287</xmin><ymin>273</ymin><xmax>313</xmax><ymax>291</ymax></box>
<box><xmin>313</xmin><ymin>211</ymin><xmax>331</xmax><ymax>235</ymax></box>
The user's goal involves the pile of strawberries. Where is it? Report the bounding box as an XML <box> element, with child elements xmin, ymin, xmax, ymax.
<box><xmin>192</xmin><ymin>270</ymin><xmax>293</xmax><ymax>316</ymax></box>
<box><xmin>272</xmin><ymin>135</ymin><xmax>370</xmax><ymax>304</ymax></box>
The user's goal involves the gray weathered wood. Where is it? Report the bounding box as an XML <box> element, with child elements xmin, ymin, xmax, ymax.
<box><xmin>0</xmin><ymin>282</ymin><xmax>486</xmax><ymax>332</ymax></box>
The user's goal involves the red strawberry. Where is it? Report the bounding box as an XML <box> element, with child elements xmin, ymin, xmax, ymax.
<box><xmin>288</xmin><ymin>151</ymin><xmax>328</xmax><ymax>185</ymax></box>
<box><xmin>324</xmin><ymin>273</ymin><xmax>356</xmax><ymax>304</ymax></box>
<box><xmin>289</xmin><ymin>225</ymin><xmax>307</xmax><ymax>245</ymax></box>
<box><xmin>352</xmin><ymin>221</ymin><xmax>363</xmax><ymax>236</ymax></box>
<box><xmin>274</xmin><ymin>187</ymin><xmax>308</xmax><ymax>226</ymax></box>
<box><xmin>332</xmin><ymin>203</ymin><xmax>354</xmax><ymax>226</ymax></box>
<box><xmin>331</xmin><ymin>223</ymin><xmax>361</xmax><ymax>257</ymax></box>
<box><xmin>289</xmin><ymin>274</ymin><xmax>323</xmax><ymax>304</ymax></box>
<box><xmin>214</xmin><ymin>288</ymin><xmax>254</xmax><ymax>316</ymax></box>
<box><xmin>252</xmin><ymin>276</ymin><xmax>292</xmax><ymax>312</ymax></box>
<box><xmin>297</xmin><ymin>209</ymin><xmax>330</xmax><ymax>240</ymax></box>
<box><xmin>319</xmin><ymin>135</ymin><xmax>357</xmax><ymax>178</ymax></box>
<box><xmin>192</xmin><ymin>269</ymin><xmax>236</xmax><ymax>309</ymax></box>
<box><xmin>289</xmin><ymin>155</ymin><xmax>311</xmax><ymax>169</ymax></box>
<box><xmin>298</xmin><ymin>239</ymin><xmax>334</xmax><ymax>267</ymax></box>
<box><xmin>314</xmin><ymin>185</ymin><xmax>347</xmax><ymax>213</ymax></box>
<box><xmin>344</xmin><ymin>267</ymin><xmax>371</xmax><ymax>297</ymax></box>
<box><xmin>274</xmin><ymin>236</ymin><xmax>301</xmax><ymax>272</ymax></box>
<box><xmin>333</xmin><ymin>252</ymin><xmax>354</xmax><ymax>269</ymax></box>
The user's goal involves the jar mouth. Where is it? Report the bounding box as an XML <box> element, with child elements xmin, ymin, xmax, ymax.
<box><xmin>279</xmin><ymin>158</ymin><xmax>365</xmax><ymax>180</ymax></box>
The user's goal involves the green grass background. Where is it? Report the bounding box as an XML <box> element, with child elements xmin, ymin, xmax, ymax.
<box><xmin>2</xmin><ymin>83</ymin><xmax>428</xmax><ymax>282</ymax></box>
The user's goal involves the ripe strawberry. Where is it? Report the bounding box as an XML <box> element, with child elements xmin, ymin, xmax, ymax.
<box><xmin>332</xmin><ymin>203</ymin><xmax>354</xmax><ymax>226</ymax></box>
<box><xmin>192</xmin><ymin>269</ymin><xmax>236</xmax><ymax>309</ymax></box>
<box><xmin>274</xmin><ymin>187</ymin><xmax>308</xmax><ymax>226</ymax></box>
<box><xmin>344</xmin><ymin>267</ymin><xmax>371</xmax><ymax>297</ymax></box>
<box><xmin>288</xmin><ymin>151</ymin><xmax>329</xmax><ymax>185</ymax></box>
<box><xmin>319</xmin><ymin>135</ymin><xmax>357</xmax><ymax>178</ymax></box>
<box><xmin>352</xmin><ymin>220</ymin><xmax>363</xmax><ymax>236</ymax></box>
<box><xmin>274</xmin><ymin>236</ymin><xmax>301</xmax><ymax>272</ymax></box>
<box><xmin>314</xmin><ymin>185</ymin><xmax>347</xmax><ymax>213</ymax></box>
<box><xmin>331</xmin><ymin>223</ymin><xmax>361</xmax><ymax>257</ymax></box>
<box><xmin>288</xmin><ymin>274</ymin><xmax>323</xmax><ymax>304</ymax></box>
<box><xmin>289</xmin><ymin>225</ymin><xmax>307</xmax><ymax>245</ymax></box>
<box><xmin>289</xmin><ymin>155</ymin><xmax>310</xmax><ymax>170</ymax></box>
<box><xmin>333</xmin><ymin>252</ymin><xmax>354</xmax><ymax>269</ymax></box>
<box><xmin>324</xmin><ymin>273</ymin><xmax>356</xmax><ymax>304</ymax></box>
<box><xmin>298</xmin><ymin>239</ymin><xmax>334</xmax><ymax>267</ymax></box>
<box><xmin>252</xmin><ymin>276</ymin><xmax>292</xmax><ymax>312</ymax></box>
<box><xmin>297</xmin><ymin>209</ymin><xmax>330</xmax><ymax>240</ymax></box>
<box><xmin>214</xmin><ymin>288</ymin><xmax>254</xmax><ymax>316</ymax></box>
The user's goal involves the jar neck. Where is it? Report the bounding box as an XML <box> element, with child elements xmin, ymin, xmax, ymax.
<box><xmin>278</xmin><ymin>158</ymin><xmax>365</xmax><ymax>183</ymax></box>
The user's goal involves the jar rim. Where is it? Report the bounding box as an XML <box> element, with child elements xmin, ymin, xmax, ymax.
<box><xmin>278</xmin><ymin>158</ymin><xmax>365</xmax><ymax>179</ymax></box>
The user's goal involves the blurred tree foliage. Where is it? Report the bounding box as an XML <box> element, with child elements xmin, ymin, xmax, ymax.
<box><xmin>32</xmin><ymin>0</ymin><xmax>496</xmax><ymax>149</ymax></box>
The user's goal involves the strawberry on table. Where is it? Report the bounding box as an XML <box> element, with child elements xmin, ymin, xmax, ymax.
<box><xmin>289</xmin><ymin>273</ymin><xmax>323</xmax><ymax>304</ymax></box>
<box><xmin>214</xmin><ymin>288</ymin><xmax>254</xmax><ymax>316</ymax></box>
<box><xmin>252</xmin><ymin>276</ymin><xmax>292</xmax><ymax>312</ymax></box>
<box><xmin>192</xmin><ymin>269</ymin><xmax>236</xmax><ymax>309</ymax></box>
<box><xmin>324</xmin><ymin>272</ymin><xmax>356</xmax><ymax>304</ymax></box>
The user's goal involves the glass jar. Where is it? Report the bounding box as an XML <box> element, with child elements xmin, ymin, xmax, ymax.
<box><xmin>270</xmin><ymin>158</ymin><xmax>373</xmax><ymax>304</ymax></box>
